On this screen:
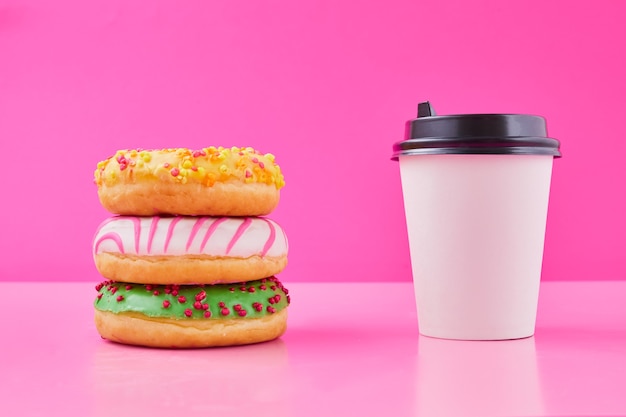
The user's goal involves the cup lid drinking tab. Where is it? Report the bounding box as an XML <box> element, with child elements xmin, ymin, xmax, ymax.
<box><xmin>391</xmin><ymin>102</ymin><xmax>561</xmax><ymax>160</ymax></box>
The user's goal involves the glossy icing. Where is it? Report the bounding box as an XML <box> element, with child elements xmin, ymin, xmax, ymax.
<box><xmin>93</xmin><ymin>216</ymin><xmax>288</xmax><ymax>258</ymax></box>
<box><xmin>94</xmin><ymin>277</ymin><xmax>290</xmax><ymax>319</ymax></box>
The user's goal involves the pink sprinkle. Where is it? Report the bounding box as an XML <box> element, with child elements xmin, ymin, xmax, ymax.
<box><xmin>97</xmin><ymin>293</ymin><xmax>103</xmax><ymax>300</ymax></box>
<box><xmin>274</xmin><ymin>294</ymin><xmax>281</xmax><ymax>303</ymax></box>
<box><xmin>146</xmin><ymin>285</ymin><xmax>153</xmax><ymax>291</ymax></box>
<box><xmin>170</xmin><ymin>168</ymin><xmax>180</xmax><ymax>177</ymax></box>
<box><xmin>233</xmin><ymin>304</ymin><xmax>242</xmax><ymax>312</ymax></box>
<box><xmin>204</xmin><ymin>311</ymin><xmax>212</xmax><ymax>318</ymax></box>
<box><xmin>110</xmin><ymin>287</ymin><xmax>117</xmax><ymax>294</ymax></box>
<box><xmin>260</xmin><ymin>285</ymin><xmax>267</xmax><ymax>290</ymax></box>
<box><xmin>237</xmin><ymin>310</ymin><xmax>247</xmax><ymax>317</ymax></box>
<box><xmin>116</xmin><ymin>295</ymin><xmax>124</xmax><ymax>302</ymax></box>
<box><xmin>252</xmin><ymin>157</ymin><xmax>259</xmax><ymax>163</ymax></box>
<box><xmin>171</xmin><ymin>289</ymin><xmax>179</xmax><ymax>296</ymax></box>
<box><xmin>163</xmin><ymin>300</ymin><xmax>171</xmax><ymax>308</ymax></box>
<box><xmin>254</xmin><ymin>304</ymin><xmax>263</xmax><ymax>312</ymax></box>
<box><xmin>240</xmin><ymin>286</ymin><xmax>247</xmax><ymax>292</ymax></box>
<box><xmin>193</xmin><ymin>301</ymin><xmax>202</xmax><ymax>310</ymax></box>
<box><xmin>219</xmin><ymin>301</ymin><xmax>226</xmax><ymax>308</ymax></box>
<box><xmin>195</xmin><ymin>291</ymin><xmax>206</xmax><ymax>301</ymax></box>
<box><xmin>221</xmin><ymin>308</ymin><xmax>230</xmax><ymax>316</ymax></box>
<box><xmin>164</xmin><ymin>163</ymin><xmax>170</xmax><ymax>168</ymax></box>
<box><xmin>191</xmin><ymin>166</ymin><xmax>197</xmax><ymax>171</ymax></box>
<box><xmin>268</xmin><ymin>297</ymin><xmax>275</xmax><ymax>305</ymax></box>
<box><xmin>248</xmin><ymin>287</ymin><xmax>256</xmax><ymax>293</ymax></box>
<box><xmin>267</xmin><ymin>306</ymin><xmax>276</xmax><ymax>314</ymax></box>
<box><xmin>153</xmin><ymin>290</ymin><xmax>160</xmax><ymax>296</ymax></box>
<box><xmin>202</xmin><ymin>303</ymin><xmax>209</xmax><ymax>310</ymax></box>
<box><xmin>116</xmin><ymin>155</ymin><xmax>128</xmax><ymax>168</ymax></box>
<box><xmin>258</xmin><ymin>161</ymin><xmax>265</xmax><ymax>169</ymax></box>
<box><xmin>192</xmin><ymin>150</ymin><xmax>206</xmax><ymax>157</ymax></box>
<box><xmin>287</xmin><ymin>295</ymin><xmax>291</xmax><ymax>304</ymax></box>
<box><xmin>95</xmin><ymin>283</ymin><xmax>104</xmax><ymax>291</ymax></box>
<box><xmin>125</xmin><ymin>285</ymin><xmax>132</xmax><ymax>290</ymax></box>
<box><xmin>245</xmin><ymin>170</ymin><xmax>252</xmax><ymax>178</ymax></box>
<box><xmin>229</xmin><ymin>287</ymin><xmax>235</xmax><ymax>292</ymax></box>
<box><xmin>184</xmin><ymin>309</ymin><xmax>193</xmax><ymax>317</ymax></box>
<box><xmin>178</xmin><ymin>296</ymin><xmax>187</xmax><ymax>303</ymax></box>
<box><xmin>164</xmin><ymin>287</ymin><xmax>171</xmax><ymax>294</ymax></box>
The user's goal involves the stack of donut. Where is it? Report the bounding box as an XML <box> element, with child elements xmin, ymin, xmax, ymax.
<box><xmin>92</xmin><ymin>147</ymin><xmax>290</xmax><ymax>348</ymax></box>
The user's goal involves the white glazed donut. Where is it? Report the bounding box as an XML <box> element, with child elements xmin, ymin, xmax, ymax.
<box><xmin>93</xmin><ymin>216</ymin><xmax>288</xmax><ymax>284</ymax></box>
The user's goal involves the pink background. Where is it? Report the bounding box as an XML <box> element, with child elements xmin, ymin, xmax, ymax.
<box><xmin>0</xmin><ymin>0</ymin><xmax>624</xmax><ymax>282</ymax></box>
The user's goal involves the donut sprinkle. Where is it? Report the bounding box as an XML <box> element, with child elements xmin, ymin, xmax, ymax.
<box><xmin>94</xmin><ymin>277</ymin><xmax>290</xmax><ymax>320</ymax></box>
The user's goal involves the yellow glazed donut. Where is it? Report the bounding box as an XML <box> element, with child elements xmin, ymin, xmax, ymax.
<box><xmin>94</xmin><ymin>147</ymin><xmax>285</xmax><ymax>216</ymax></box>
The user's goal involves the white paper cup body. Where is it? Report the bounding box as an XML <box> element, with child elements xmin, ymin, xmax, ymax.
<box><xmin>399</xmin><ymin>154</ymin><xmax>554</xmax><ymax>340</ymax></box>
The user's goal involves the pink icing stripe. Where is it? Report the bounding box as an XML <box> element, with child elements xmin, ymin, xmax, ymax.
<box><xmin>97</xmin><ymin>216</ymin><xmax>121</xmax><ymax>229</ymax></box>
<box><xmin>226</xmin><ymin>218</ymin><xmax>252</xmax><ymax>255</ymax></box>
<box><xmin>200</xmin><ymin>217</ymin><xmax>229</xmax><ymax>252</ymax></box>
<box><xmin>94</xmin><ymin>232</ymin><xmax>125</xmax><ymax>254</ymax></box>
<box><xmin>147</xmin><ymin>217</ymin><xmax>159</xmax><ymax>254</ymax></box>
<box><xmin>259</xmin><ymin>218</ymin><xmax>276</xmax><ymax>257</ymax></box>
<box><xmin>129</xmin><ymin>217</ymin><xmax>141</xmax><ymax>254</ymax></box>
<box><xmin>164</xmin><ymin>217</ymin><xmax>183</xmax><ymax>253</ymax></box>
<box><xmin>186</xmin><ymin>217</ymin><xmax>211</xmax><ymax>251</ymax></box>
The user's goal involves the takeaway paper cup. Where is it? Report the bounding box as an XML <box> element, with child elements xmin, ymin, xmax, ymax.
<box><xmin>392</xmin><ymin>102</ymin><xmax>561</xmax><ymax>340</ymax></box>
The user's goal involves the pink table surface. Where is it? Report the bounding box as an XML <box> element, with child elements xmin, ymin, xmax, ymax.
<box><xmin>1</xmin><ymin>281</ymin><xmax>625</xmax><ymax>417</ymax></box>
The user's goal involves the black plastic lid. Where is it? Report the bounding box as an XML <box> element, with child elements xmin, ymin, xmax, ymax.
<box><xmin>391</xmin><ymin>102</ymin><xmax>561</xmax><ymax>160</ymax></box>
